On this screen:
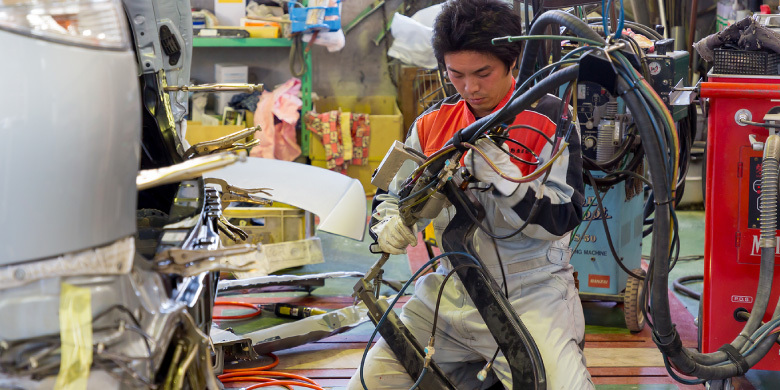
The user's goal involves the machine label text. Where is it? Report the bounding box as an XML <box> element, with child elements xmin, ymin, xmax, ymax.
<box><xmin>571</xmin><ymin>234</ymin><xmax>597</xmax><ymax>243</ymax></box>
<box><xmin>749</xmin><ymin>235</ymin><xmax>780</xmax><ymax>256</ymax></box>
<box><xmin>588</xmin><ymin>274</ymin><xmax>611</xmax><ymax>288</ymax></box>
<box><xmin>581</xmin><ymin>197</ymin><xmax>612</xmax><ymax>220</ymax></box>
<box><xmin>731</xmin><ymin>295</ymin><xmax>754</xmax><ymax>304</ymax></box>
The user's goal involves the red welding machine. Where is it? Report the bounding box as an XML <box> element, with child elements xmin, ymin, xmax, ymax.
<box><xmin>702</xmin><ymin>74</ymin><xmax>780</xmax><ymax>371</ymax></box>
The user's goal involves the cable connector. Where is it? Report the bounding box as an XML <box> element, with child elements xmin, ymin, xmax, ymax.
<box><xmin>477</xmin><ymin>360</ymin><xmax>494</xmax><ymax>382</ymax></box>
<box><xmin>423</xmin><ymin>336</ymin><xmax>436</xmax><ymax>368</ymax></box>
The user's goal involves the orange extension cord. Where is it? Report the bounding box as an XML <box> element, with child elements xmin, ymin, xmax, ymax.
<box><xmin>219</xmin><ymin>353</ymin><xmax>324</xmax><ymax>390</ymax></box>
<box><xmin>213</xmin><ymin>301</ymin><xmax>262</xmax><ymax>320</ymax></box>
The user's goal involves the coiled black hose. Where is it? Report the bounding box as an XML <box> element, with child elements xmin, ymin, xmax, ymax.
<box><xmin>673</xmin><ymin>275</ymin><xmax>702</xmax><ymax>300</ymax></box>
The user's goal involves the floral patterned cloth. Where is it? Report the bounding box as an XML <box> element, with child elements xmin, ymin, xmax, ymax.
<box><xmin>306</xmin><ymin>111</ymin><xmax>371</xmax><ymax>172</ymax></box>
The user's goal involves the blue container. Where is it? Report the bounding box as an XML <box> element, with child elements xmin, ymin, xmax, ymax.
<box><xmin>289</xmin><ymin>1</ymin><xmax>341</xmax><ymax>33</ymax></box>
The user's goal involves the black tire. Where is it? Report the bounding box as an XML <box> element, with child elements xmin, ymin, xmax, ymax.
<box><xmin>624</xmin><ymin>268</ymin><xmax>647</xmax><ymax>332</ymax></box>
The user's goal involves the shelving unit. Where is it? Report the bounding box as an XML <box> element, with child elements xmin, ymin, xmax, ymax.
<box><xmin>191</xmin><ymin>37</ymin><xmax>313</xmax><ymax>155</ymax></box>
<box><xmin>192</xmin><ymin>37</ymin><xmax>293</xmax><ymax>47</ymax></box>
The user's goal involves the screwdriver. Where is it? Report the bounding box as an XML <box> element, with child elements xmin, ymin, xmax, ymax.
<box><xmin>262</xmin><ymin>303</ymin><xmax>327</xmax><ymax>319</ymax></box>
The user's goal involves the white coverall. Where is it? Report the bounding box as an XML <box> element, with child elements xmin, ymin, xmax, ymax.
<box><xmin>347</xmin><ymin>93</ymin><xmax>594</xmax><ymax>389</ymax></box>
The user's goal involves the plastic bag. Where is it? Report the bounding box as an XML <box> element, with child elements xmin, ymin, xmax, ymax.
<box><xmin>303</xmin><ymin>29</ymin><xmax>346</xmax><ymax>52</ymax></box>
<box><xmin>387</xmin><ymin>12</ymin><xmax>437</xmax><ymax>68</ymax></box>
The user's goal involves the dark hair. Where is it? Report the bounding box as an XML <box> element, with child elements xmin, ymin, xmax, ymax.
<box><xmin>432</xmin><ymin>0</ymin><xmax>524</xmax><ymax>72</ymax></box>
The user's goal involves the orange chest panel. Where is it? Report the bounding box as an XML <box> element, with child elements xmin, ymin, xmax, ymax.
<box><xmin>416</xmin><ymin>101</ymin><xmax>558</xmax><ymax>176</ymax></box>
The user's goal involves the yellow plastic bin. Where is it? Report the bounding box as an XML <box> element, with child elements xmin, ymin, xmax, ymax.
<box><xmin>185</xmin><ymin>111</ymin><xmax>254</xmax><ymax>145</ymax></box>
<box><xmin>221</xmin><ymin>207</ymin><xmax>314</xmax><ymax>246</ymax></box>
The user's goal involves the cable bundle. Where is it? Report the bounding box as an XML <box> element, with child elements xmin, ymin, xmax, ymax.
<box><xmin>535</xmin><ymin>5</ymin><xmax>780</xmax><ymax>384</ymax></box>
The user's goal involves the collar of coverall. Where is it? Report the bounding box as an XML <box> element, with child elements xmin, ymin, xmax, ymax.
<box><xmin>462</xmin><ymin>78</ymin><xmax>517</xmax><ymax>122</ymax></box>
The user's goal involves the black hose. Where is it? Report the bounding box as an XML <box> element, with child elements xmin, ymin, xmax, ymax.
<box><xmin>454</xmin><ymin>65</ymin><xmax>580</xmax><ymax>144</ymax></box>
<box><xmin>673</xmin><ymin>275</ymin><xmax>702</xmax><ymax>300</ymax></box>
<box><xmin>585</xmin><ymin>171</ymin><xmax>645</xmax><ymax>280</ymax></box>
<box><xmin>585</xmin><ymin>17</ymin><xmax>664</xmax><ymax>40</ymax></box>
<box><xmin>584</xmin><ymin>144</ymin><xmax>645</xmax><ymax>187</ymax></box>
<box><xmin>517</xmin><ymin>11</ymin><xmax>605</xmax><ymax>85</ymax></box>
<box><xmin>639</xmin><ymin>80</ymin><xmax>780</xmax><ymax>378</ymax></box>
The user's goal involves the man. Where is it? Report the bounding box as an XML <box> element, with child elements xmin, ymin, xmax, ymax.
<box><xmin>347</xmin><ymin>0</ymin><xmax>592</xmax><ymax>388</ymax></box>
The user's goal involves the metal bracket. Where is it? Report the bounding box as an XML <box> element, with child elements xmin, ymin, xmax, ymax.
<box><xmin>323</xmin><ymin>312</ymin><xmax>342</xmax><ymax>329</ymax></box>
<box><xmin>749</xmin><ymin>134</ymin><xmax>764</xmax><ymax>151</ymax></box>
<box><xmin>670</xmin><ymin>79</ymin><xmax>699</xmax><ymax>107</ymax></box>
<box><xmin>155</xmin><ymin>244</ymin><xmax>258</xmax><ymax>265</ymax></box>
<box><xmin>164</xmin><ymin>83</ymin><xmax>264</xmax><ymax>93</ymax></box>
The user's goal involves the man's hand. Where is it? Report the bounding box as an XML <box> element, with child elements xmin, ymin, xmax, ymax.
<box><xmin>465</xmin><ymin>138</ymin><xmax>522</xmax><ymax>196</ymax></box>
<box><xmin>371</xmin><ymin>215</ymin><xmax>418</xmax><ymax>255</ymax></box>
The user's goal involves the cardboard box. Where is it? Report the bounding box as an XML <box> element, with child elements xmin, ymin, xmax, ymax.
<box><xmin>214</xmin><ymin>63</ymin><xmax>248</xmax><ymax>115</ymax></box>
<box><xmin>308</xmin><ymin>96</ymin><xmax>404</xmax><ymax>163</ymax></box>
<box><xmin>242</xmin><ymin>25</ymin><xmax>280</xmax><ymax>38</ymax></box>
<box><xmin>221</xmin><ymin>207</ymin><xmax>315</xmax><ymax>245</ymax></box>
<box><xmin>239</xmin><ymin>18</ymin><xmax>281</xmax><ymax>38</ymax></box>
<box><xmin>214</xmin><ymin>0</ymin><xmax>246</xmax><ymax>27</ymax></box>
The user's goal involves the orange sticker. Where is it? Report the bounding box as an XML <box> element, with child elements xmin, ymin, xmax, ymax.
<box><xmin>588</xmin><ymin>274</ymin><xmax>610</xmax><ymax>288</ymax></box>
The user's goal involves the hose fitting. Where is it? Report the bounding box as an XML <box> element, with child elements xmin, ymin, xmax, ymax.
<box><xmin>423</xmin><ymin>336</ymin><xmax>436</xmax><ymax>368</ymax></box>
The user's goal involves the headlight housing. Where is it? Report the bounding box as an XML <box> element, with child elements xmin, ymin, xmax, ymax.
<box><xmin>0</xmin><ymin>0</ymin><xmax>129</xmax><ymax>49</ymax></box>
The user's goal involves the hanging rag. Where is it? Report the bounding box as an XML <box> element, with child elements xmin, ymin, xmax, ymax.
<box><xmin>250</xmin><ymin>78</ymin><xmax>303</xmax><ymax>161</ymax></box>
<box><xmin>306</xmin><ymin>110</ymin><xmax>346</xmax><ymax>172</ymax></box>
<box><xmin>228</xmin><ymin>91</ymin><xmax>261</xmax><ymax>112</ymax></box>
<box><xmin>306</xmin><ymin>111</ymin><xmax>371</xmax><ymax>172</ymax></box>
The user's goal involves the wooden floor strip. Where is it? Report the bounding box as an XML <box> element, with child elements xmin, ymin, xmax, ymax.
<box><xmin>592</xmin><ymin>376</ymin><xmax>703</xmax><ymax>387</ymax></box>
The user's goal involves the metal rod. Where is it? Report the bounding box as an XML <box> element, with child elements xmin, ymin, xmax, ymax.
<box><xmin>344</xmin><ymin>0</ymin><xmax>385</xmax><ymax>34</ymax></box>
<box><xmin>700</xmin><ymin>82</ymin><xmax>780</xmax><ymax>99</ymax></box>
<box><xmin>687</xmin><ymin>0</ymin><xmax>699</xmax><ymax>54</ymax></box>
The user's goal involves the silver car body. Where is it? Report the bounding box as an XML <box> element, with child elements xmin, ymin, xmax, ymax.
<box><xmin>0</xmin><ymin>1</ymin><xmax>218</xmax><ymax>388</ymax></box>
<box><xmin>0</xmin><ymin>28</ymin><xmax>140</xmax><ymax>264</ymax></box>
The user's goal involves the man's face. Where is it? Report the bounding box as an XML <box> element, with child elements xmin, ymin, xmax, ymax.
<box><xmin>444</xmin><ymin>51</ymin><xmax>514</xmax><ymax>118</ymax></box>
